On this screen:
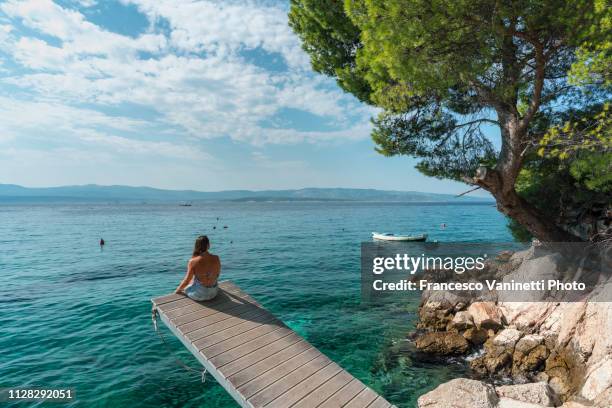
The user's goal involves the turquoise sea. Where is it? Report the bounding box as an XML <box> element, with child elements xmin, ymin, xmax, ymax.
<box><xmin>0</xmin><ymin>201</ymin><xmax>513</xmax><ymax>407</ymax></box>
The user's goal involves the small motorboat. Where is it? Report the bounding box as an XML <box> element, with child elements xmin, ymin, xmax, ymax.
<box><xmin>372</xmin><ymin>232</ymin><xmax>428</xmax><ymax>242</ymax></box>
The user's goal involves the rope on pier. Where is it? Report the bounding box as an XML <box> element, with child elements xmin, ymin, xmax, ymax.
<box><xmin>152</xmin><ymin>307</ymin><xmax>208</xmax><ymax>383</ymax></box>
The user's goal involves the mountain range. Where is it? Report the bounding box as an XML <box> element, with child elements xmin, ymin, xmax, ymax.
<box><xmin>0</xmin><ymin>184</ymin><xmax>492</xmax><ymax>203</ymax></box>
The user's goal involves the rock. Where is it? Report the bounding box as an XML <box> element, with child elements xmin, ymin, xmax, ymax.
<box><xmin>464</xmin><ymin>327</ymin><xmax>489</xmax><ymax>345</ymax></box>
<box><xmin>417</xmin><ymin>379</ymin><xmax>498</xmax><ymax>408</ymax></box>
<box><xmin>496</xmin><ymin>382</ymin><xmax>559</xmax><ymax>406</ymax></box>
<box><xmin>516</xmin><ymin>334</ymin><xmax>544</xmax><ymax>354</ymax></box>
<box><xmin>515</xmin><ymin>344</ymin><xmax>549</xmax><ymax>373</ymax></box>
<box><xmin>418</xmin><ymin>290</ymin><xmax>468</xmax><ymax>331</ymax></box>
<box><xmin>497</xmin><ymin>398</ymin><xmax>548</xmax><ymax>408</ymax></box>
<box><xmin>492</xmin><ymin>328</ymin><xmax>523</xmax><ymax>350</ymax></box>
<box><xmin>496</xmin><ymin>251</ymin><xmax>514</xmax><ymax>262</ymax></box>
<box><xmin>580</xmin><ymin>358</ymin><xmax>612</xmax><ymax>401</ymax></box>
<box><xmin>499</xmin><ymin>302</ymin><xmax>556</xmax><ymax>331</ymax></box>
<box><xmin>468</xmin><ymin>302</ymin><xmax>503</xmax><ymax>330</ymax></box>
<box><xmin>593</xmin><ymin>386</ymin><xmax>612</xmax><ymax>407</ymax></box>
<box><xmin>415</xmin><ymin>331</ymin><xmax>470</xmax><ymax>355</ymax></box>
<box><xmin>545</xmin><ymin>348</ymin><xmax>585</xmax><ymax>399</ymax></box>
<box><xmin>449</xmin><ymin>311</ymin><xmax>474</xmax><ymax>331</ymax></box>
<box><xmin>485</xmin><ymin>351</ymin><xmax>512</xmax><ymax>373</ymax></box>
<box><xmin>559</xmin><ymin>401</ymin><xmax>591</xmax><ymax>408</ymax></box>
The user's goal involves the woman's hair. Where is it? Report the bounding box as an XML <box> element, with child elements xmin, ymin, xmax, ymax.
<box><xmin>192</xmin><ymin>235</ymin><xmax>210</xmax><ymax>257</ymax></box>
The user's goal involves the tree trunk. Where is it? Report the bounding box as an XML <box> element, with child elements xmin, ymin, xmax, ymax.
<box><xmin>492</xmin><ymin>188</ymin><xmax>582</xmax><ymax>242</ymax></box>
<box><xmin>476</xmin><ymin>109</ymin><xmax>583</xmax><ymax>242</ymax></box>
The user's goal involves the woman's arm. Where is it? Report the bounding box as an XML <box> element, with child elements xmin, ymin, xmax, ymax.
<box><xmin>175</xmin><ymin>260</ymin><xmax>194</xmax><ymax>294</ymax></box>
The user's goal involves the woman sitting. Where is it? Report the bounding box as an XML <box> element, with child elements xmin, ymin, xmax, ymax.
<box><xmin>175</xmin><ymin>235</ymin><xmax>221</xmax><ymax>301</ymax></box>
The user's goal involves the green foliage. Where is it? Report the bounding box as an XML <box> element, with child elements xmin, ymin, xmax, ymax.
<box><xmin>539</xmin><ymin>104</ymin><xmax>611</xmax><ymax>192</ymax></box>
<box><xmin>569</xmin><ymin>0</ymin><xmax>611</xmax><ymax>87</ymax></box>
<box><xmin>288</xmin><ymin>0</ymin><xmax>371</xmax><ymax>102</ymax></box>
<box><xmin>507</xmin><ymin>218</ymin><xmax>533</xmax><ymax>242</ymax></box>
<box><xmin>290</xmin><ymin>0</ymin><xmax>601</xmax><ymax>180</ymax></box>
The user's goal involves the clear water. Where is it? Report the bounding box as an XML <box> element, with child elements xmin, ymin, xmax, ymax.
<box><xmin>0</xmin><ymin>201</ymin><xmax>513</xmax><ymax>407</ymax></box>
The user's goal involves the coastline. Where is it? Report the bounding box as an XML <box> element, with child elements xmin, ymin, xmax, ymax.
<box><xmin>409</xmin><ymin>244</ymin><xmax>611</xmax><ymax>407</ymax></box>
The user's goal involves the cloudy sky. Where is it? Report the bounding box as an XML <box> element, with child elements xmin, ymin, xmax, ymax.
<box><xmin>0</xmin><ymin>0</ymin><xmax>482</xmax><ymax>194</ymax></box>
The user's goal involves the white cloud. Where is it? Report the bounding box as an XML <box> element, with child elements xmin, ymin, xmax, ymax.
<box><xmin>0</xmin><ymin>0</ymin><xmax>372</xmax><ymax>154</ymax></box>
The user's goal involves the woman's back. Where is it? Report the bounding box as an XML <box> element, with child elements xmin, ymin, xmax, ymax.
<box><xmin>190</xmin><ymin>253</ymin><xmax>220</xmax><ymax>287</ymax></box>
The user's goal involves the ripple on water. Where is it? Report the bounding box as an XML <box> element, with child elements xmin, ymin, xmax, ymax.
<box><xmin>0</xmin><ymin>202</ymin><xmax>511</xmax><ymax>407</ymax></box>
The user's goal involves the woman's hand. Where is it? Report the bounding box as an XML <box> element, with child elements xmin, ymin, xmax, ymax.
<box><xmin>174</xmin><ymin>288</ymin><xmax>184</xmax><ymax>294</ymax></box>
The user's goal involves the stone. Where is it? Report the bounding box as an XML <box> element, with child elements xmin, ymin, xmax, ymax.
<box><xmin>499</xmin><ymin>302</ymin><xmax>556</xmax><ymax>331</ymax></box>
<box><xmin>468</xmin><ymin>302</ymin><xmax>503</xmax><ymax>330</ymax></box>
<box><xmin>497</xmin><ymin>398</ymin><xmax>548</xmax><ymax>408</ymax></box>
<box><xmin>415</xmin><ymin>331</ymin><xmax>470</xmax><ymax>355</ymax></box>
<box><xmin>449</xmin><ymin>311</ymin><xmax>474</xmax><ymax>331</ymax></box>
<box><xmin>559</xmin><ymin>402</ymin><xmax>589</xmax><ymax>408</ymax></box>
<box><xmin>496</xmin><ymin>382</ymin><xmax>559</xmax><ymax>406</ymax></box>
<box><xmin>517</xmin><ymin>344</ymin><xmax>549</xmax><ymax>372</ymax></box>
<box><xmin>463</xmin><ymin>327</ymin><xmax>488</xmax><ymax>345</ymax></box>
<box><xmin>417</xmin><ymin>379</ymin><xmax>498</xmax><ymax>408</ymax></box>
<box><xmin>593</xmin><ymin>386</ymin><xmax>612</xmax><ymax>407</ymax></box>
<box><xmin>580</xmin><ymin>358</ymin><xmax>612</xmax><ymax>401</ymax></box>
<box><xmin>516</xmin><ymin>334</ymin><xmax>544</xmax><ymax>354</ymax></box>
<box><xmin>492</xmin><ymin>328</ymin><xmax>523</xmax><ymax>350</ymax></box>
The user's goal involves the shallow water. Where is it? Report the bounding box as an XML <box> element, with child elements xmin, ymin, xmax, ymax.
<box><xmin>0</xmin><ymin>201</ymin><xmax>512</xmax><ymax>407</ymax></box>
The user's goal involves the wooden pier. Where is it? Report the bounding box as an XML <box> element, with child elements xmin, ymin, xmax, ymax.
<box><xmin>151</xmin><ymin>281</ymin><xmax>394</xmax><ymax>408</ymax></box>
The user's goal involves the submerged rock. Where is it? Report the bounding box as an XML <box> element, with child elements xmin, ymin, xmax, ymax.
<box><xmin>417</xmin><ymin>378</ymin><xmax>498</xmax><ymax>408</ymax></box>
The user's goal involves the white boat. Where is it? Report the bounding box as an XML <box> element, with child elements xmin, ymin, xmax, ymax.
<box><xmin>372</xmin><ymin>232</ymin><xmax>428</xmax><ymax>242</ymax></box>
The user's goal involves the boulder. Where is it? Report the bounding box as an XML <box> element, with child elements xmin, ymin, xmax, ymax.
<box><xmin>593</xmin><ymin>386</ymin><xmax>612</xmax><ymax>407</ymax></box>
<box><xmin>468</xmin><ymin>302</ymin><xmax>503</xmax><ymax>330</ymax></box>
<box><xmin>497</xmin><ymin>398</ymin><xmax>548</xmax><ymax>408</ymax></box>
<box><xmin>415</xmin><ymin>331</ymin><xmax>470</xmax><ymax>355</ymax></box>
<box><xmin>499</xmin><ymin>302</ymin><xmax>556</xmax><ymax>331</ymax></box>
<box><xmin>492</xmin><ymin>328</ymin><xmax>523</xmax><ymax>350</ymax></box>
<box><xmin>514</xmin><ymin>344</ymin><xmax>549</xmax><ymax>373</ymax></box>
<box><xmin>464</xmin><ymin>327</ymin><xmax>489</xmax><ymax>345</ymax></box>
<box><xmin>496</xmin><ymin>382</ymin><xmax>559</xmax><ymax>406</ymax></box>
<box><xmin>580</xmin><ymin>358</ymin><xmax>612</xmax><ymax>401</ymax></box>
<box><xmin>417</xmin><ymin>379</ymin><xmax>498</xmax><ymax>408</ymax></box>
<box><xmin>516</xmin><ymin>334</ymin><xmax>545</xmax><ymax>354</ymax></box>
<box><xmin>449</xmin><ymin>311</ymin><xmax>474</xmax><ymax>331</ymax></box>
<box><xmin>559</xmin><ymin>402</ymin><xmax>590</xmax><ymax>408</ymax></box>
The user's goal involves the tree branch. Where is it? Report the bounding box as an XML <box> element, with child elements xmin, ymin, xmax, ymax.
<box><xmin>519</xmin><ymin>40</ymin><xmax>545</xmax><ymax>132</ymax></box>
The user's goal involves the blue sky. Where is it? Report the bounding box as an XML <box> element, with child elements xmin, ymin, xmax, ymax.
<box><xmin>0</xmin><ymin>0</ymin><xmax>491</xmax><ymax>195</ymax></box>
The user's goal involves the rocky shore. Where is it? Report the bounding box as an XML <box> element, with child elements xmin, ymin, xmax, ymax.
<box><xmin>412</xmin><ymin>245</ymin><xmax>611</xmax><ymax>407</ymax></box>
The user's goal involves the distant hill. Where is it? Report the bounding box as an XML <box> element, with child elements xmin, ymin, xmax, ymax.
<box><xmin>0</xmin><ymin>184</ymin><xmax>492</xmax><ymax>203</ymax></box>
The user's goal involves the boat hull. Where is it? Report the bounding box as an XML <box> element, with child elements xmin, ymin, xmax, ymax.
<box><xmin>371</xmin><ymin>232</ymin><xmax>427</xmax><ymax>242</ymax></box>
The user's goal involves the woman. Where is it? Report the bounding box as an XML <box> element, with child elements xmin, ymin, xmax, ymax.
<box><xmin>175</xmin><ymin>235</ymin><xmax>221</xmax><ymax>301</ymax></box>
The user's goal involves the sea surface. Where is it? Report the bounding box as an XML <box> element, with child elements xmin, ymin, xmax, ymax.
<box><xmin>0</xmin><ymin>201</ymin><xmax>513</xmax><ymax>407</ymax></box>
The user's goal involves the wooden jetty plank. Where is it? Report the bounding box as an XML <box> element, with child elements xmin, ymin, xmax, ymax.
<box><xmin>368</xmin><ymin>395</ymin><xmax>392</xmax><ymax>408</ymax></box>
<box><xmin>319</xmin><ymin>378</ymin><xmax>367</xmax><ymax>408</ymax></box>
<box><xmin>265</xmin><ymin>362</ymin><xmax>343</xmax><ymax>407</ymax></box>
<box><xmin>217</xmin><ymin>332</ymin><xmax>303</xmax><ymax>378</ymax></box>
<box><xmin>202</xmin><ymin>322</ymin><xmax>286</xmax><ymax>357</ymax></box>
<box><xmin>187</xmin><ymin>308</ymin><xmax>273</xmax><ymax>343</ymax></box>
<box><xmin>228</xmin><ymin>341</ymin><xmax>313</xmax><ymax>388</ymax></box>
<box><xmin>235</xmin><ymin>343</ymin><xmax>320</xmax><ymax>398</ymax></box>
<box><xmin>191</xmin><ymin>313</ymin><xmax>278</xmax><ymax>350</ymax></box>
<box><xmin>151</xmin><ymin>281</ymin><xmax>395</xmax><ymax>408</ymax></box>
<box><xmin>247</xmin><ymin>354</ymin><xmax>333</xmax><ymax>406</ymax></box>
<box><xmin>343</xmin><ymin>387</ymin><xmax>380</xmax><ymax>408</ymax></box>
<box><xmin>291</xmin><ymin>369</ymin><xmax>354</xmax><ymax>408</ymax></box>
<box><xmin>212</xmin><ymin>327</ymin><xmax>294</xmax><ymax>367</ymax></box>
